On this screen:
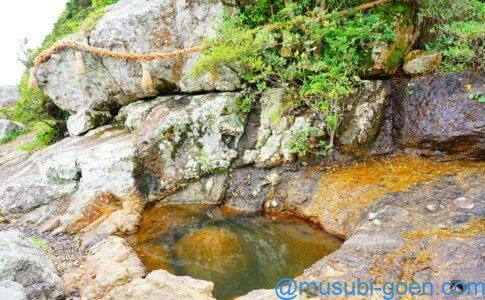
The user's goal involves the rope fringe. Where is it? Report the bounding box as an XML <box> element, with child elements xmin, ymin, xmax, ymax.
<box><xmin>141</xmin><ymin>62</ymin><xmax>154</xmax><ymax>90</ymax></box>
<box><xmin>28</xmin><ymin>68</ymin><xmax>38</xmax><ymax>89</ymax></box>
<box><xmin>74</xmin><ymin>51</ymin><xmax>86</xmax><ymax>75</ymax></box>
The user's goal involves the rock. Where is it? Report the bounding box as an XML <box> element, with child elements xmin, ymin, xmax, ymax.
<box><xmin>0</xmin><ymin>230</ymin><xmax>63</xmax><ymax>299</ymax></box>
<box><xmin>115</xmin><ymin>98</ymin><xmax>168</xmax><ymax>131</ymax></box>
<box><xmin>368</xmin><ymin>212</ymin><xmax>377</xmax><ymax>220</ymax></box>
<box><xmin>174</xmin><ymin>227</ymin><xmax>251</xmax><ymax>286</ymax></box>
<box><xmin>66</xmin><ymin>110</ymin><xmax>112</xmax><ymax>136</ymax></box>
<box><xmin>297</xmin><ymin>159</ymin><xmax>484</xmax><ymax>286</ymax></box>
<box><xmin>277</xmin><ymin>156</ymin><xmax>482</xmax><ymax>238</ymax></box>
<box><xmin>337</xmin><ymin>81</ymin><xmax>389</xmax><ymax>155</ymax></box>
<box><xmin>0</xmin><ymin>86</ymin><xmax>18</xmax><ymax>109</ymax></box>
<box><xmin>236</xmin><ymin>289</ymin><xmax>278</xmax><ymax>300</ymax></box>
<box><xmin>75</xmin><ymin>236</ymin><xmax>146</xmax><ymax>299</ymax></box>
<box><xmin>394</xmin><ymin>72</ymin><xmax>485</xmax><ymax>158</ymax></box>
<box><xmin>403</xmin><ymin>50</ymin><xmax>441</xmax><ymax>75</ymax></box>
<box><xmin>104</xmin><ymin>269</ymin><xmax>215</xmax><ymax>300</ymax></box>
<box><xmin>135</xmin><ymin>93</ymin><xmax>246</xmax><ymax>202</ymax></box>
<box><xmin>0</xmin><ymin>119</ymin><xmax>24</xmax><ymax>139</ymax></box>
<box><xmin>0</xmin><ymin>281</ymin><xmax>28</xmax><ymax>300</ymax></box>
<box><xmin>0</xmin><ymin>127</ymin><xmax>143</xmax><ymax>241</ymax></box>
<box><xmin>241</xmin><ymin>89</ymin><xmax>317</xmax><ymax>167</ymax></box>
<box><xmin>161</xmin><ymin>174</ymin><xmax>228</xmax><ymax>205</ymax></box>
<box><xmin>363</xmin><ymin>4</ymin><xmax>418</xmax><ymax>76</ymax></box>
<box><xmin>37</xmin><ymin>0</ymin><xmax>239</xmax><ymax>130</ymax></box>
<box><xmin>453</xmin><ymin>197</ymin><xmax>475</xmax><ymax>210</ymax></box>
<box><xmin>426</xmin><ymin>204</ymin><xmax>437</xmax><ymax>212</ymax></box>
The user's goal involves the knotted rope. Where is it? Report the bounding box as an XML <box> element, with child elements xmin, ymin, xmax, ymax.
<box><xmin>28</xmin><ymin>0</ymin><xmax>391</xmax><ymax>89</ymax></box>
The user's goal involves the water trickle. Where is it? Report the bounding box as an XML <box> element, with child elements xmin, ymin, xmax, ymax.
<box><xmin>126</xmin><ymin>205</ymin><xmax>343</xmax><ymax>299</ymax></box>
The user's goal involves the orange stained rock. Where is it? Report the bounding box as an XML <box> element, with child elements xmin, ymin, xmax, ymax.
<box><xmin>307</xmin><ymin>156</ymin><xmax>483</xmax><ymax>237</ymax></box>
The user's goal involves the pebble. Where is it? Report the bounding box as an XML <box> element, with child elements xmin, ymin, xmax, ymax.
<box><xmin>368</xmin><ymin>212</ymin><xmax>377</xmax><ymax>220</ymax></box>
<box><xmin>426</xmin><ymin>204</ymin><xmax>437</xmax><ymax>212</ymax></box>
<box><xmin>271</xmin><ymin>200</ymin><xmax>279</xmax><ymax>208</ymax></box>
<box><xmin>453</xmin><ymin>197</ymin><xmax>475</xmax><ymax>210</ymax></box>
<box><xmin>373</xmin><ymin>219</ymin><xmax>382</xmax><ymax>226</ymax></box>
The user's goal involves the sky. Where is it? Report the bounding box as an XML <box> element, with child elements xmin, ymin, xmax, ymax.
<box><xmin>0</xmin><ymin>0</ymin><xmax>66</xmax><ymax>86</ymax></box>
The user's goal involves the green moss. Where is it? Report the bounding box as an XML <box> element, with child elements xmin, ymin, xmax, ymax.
<box><xmin>386</xmin><ymin>43</ymin><xmax>408</xmax><ymax>71</ymax></box>
<box><xmin>29</xmin><ymin>236</ymin><xmax>49</xmax><ymax>249</ymax></box>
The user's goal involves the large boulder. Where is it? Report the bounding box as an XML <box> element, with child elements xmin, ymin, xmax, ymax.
<box><xmin>394</xmin><ymin>72</ymin><xmax>484</xmax><ymax>158</ymax></box>
<box><xmin>0</xmin><ymin>127</ymin><xmax>142</xmax><ymax>242</ymax></box>
<box><xmin>0</xmin><ymin>230</ymin><xmax>63</xmax><ymax>299</ymax></box>
<box><xmin>36</xmin><ymin>0</ymin><xmax>239</xmax><ymax>135</ymax></box>
<box><xmin>134</xmin><ymin>93</ymin><xmax>246</xmax><ymax>202</ymax></box>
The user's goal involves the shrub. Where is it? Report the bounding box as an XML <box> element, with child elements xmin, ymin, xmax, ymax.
<box><xmin>195</xmin><ymin>2</ymin><xmax>407</xmax><ymax>152</ymax></box>
<box><xmin>419</xmin><ymin>0</ymin><xmax>484</xmax><ymax>72</ymax></box>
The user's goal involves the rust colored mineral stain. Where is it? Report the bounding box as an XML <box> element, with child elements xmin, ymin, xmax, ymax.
<box><xmin>309</xmin><ymin>156</ymin><xmax>484</xmax><ymax>238</ymax></box>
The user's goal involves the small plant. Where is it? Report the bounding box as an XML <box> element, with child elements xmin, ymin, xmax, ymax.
<box><xmin>285</xmin><ymin>127</ymin><xmax>329</xmax><ymax>157</ymax></box>
<box><xmin>468</xmin><ymin>92</ymin><xmax>485</xmax><ymax>103</ymax></box>
<box><xmin>0</xmin><ymin>128</ymin><xmax>28</xmax><ymax>145</ymax></box>
<box><xmin>29</xmin><ymin>236</ymin><xmax>49</xmax><ymax>249</ymax></box>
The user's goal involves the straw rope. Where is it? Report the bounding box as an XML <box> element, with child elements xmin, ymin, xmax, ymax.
<box><xmin>33</xmin><ymin>40</ymin><xmax>209</xmax><ymax>71</ymax></box>
<box><xmin>28</xmin><ymin>0</ymin><xmax>391</xmax><ymax>89</ymax></box>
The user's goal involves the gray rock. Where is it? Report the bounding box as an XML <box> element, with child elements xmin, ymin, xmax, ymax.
<box><xmin>135</xmin><ymin>92</ymin><xmax>246</xmax><ymax>202</ymax></box>
<box><xmin>0</xmin><ymin>119</ymin><xmax>24</xmax><ymax>139</ymax></box>
<box><xmin>37</xmin><ymin>0</ymin><xmax>239</xmax><ymax>131</ymax></box>
<box><xmin>337</xmin><ymin>81</ymin><xmax>389</xmax><ymax>155</ymax></box>
<box><xmin>0</xmin><ymin>127</ymin><xmax>142</xmax><ymax>239</ymax></box>
<box><xmin>161</xmin><ymin>174</ymin><xmax>228</xmax><ymax>205</ymax></box>
<box><xmin>0</xmin><ymin>230</ymin><xmax>63</xmax><ymax>299</ymax></box>
<box><xmin>241</xmin><ymin>89</ymin><xmax>317</xmax><ymax>167</ymax></box>
<box><xmin>0</xmin><ymin>86</ymin><xmax>18</xmax><ymax>109</ymax></box>
<box><xmin>115</xmin><ymin>98</ymin><xmax>168</xmax><ymax>131</ymax></box>
<box><xmin>403</xmin><ymin>50</ymin><xmax>441</xmax><ymax>75</ymax></box>
<box><xmin>66</xmin><ymin>110</ymin><xmax>112</xmax><ymax>136</ymax></box>
<box><xmin>0</xmin><ymin>281</ymin><xmax>28</xmax><ymax>300</ymax></box>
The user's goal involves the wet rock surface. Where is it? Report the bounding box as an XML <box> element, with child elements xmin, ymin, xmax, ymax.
<box><xmin>295</xmin><ymin>158</ymin><xmax>484</xmax><ymax>290</ymax></box>
<box><xmin>393</xmin><ymin>72</ymin><xmax>484</xmax><ymax>158</ymax></box>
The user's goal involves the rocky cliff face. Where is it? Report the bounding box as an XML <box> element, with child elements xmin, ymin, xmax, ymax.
<box><xmin>2</xmin><ymin>0</ymin><xmax>484</xmax><ymax>299</ymax></box>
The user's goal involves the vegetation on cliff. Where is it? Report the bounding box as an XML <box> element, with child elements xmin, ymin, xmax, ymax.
<box><xmin>195</xmin><ymin>0</ymin><xmax>484</xmax><ymax>156</ymax></box>
<box><xmin>3</xmin><ymin>0</ymin><xmax>119</xmax><ymax>150</ymax></box>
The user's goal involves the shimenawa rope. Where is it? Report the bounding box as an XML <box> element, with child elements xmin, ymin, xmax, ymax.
<box><xmin>28</xmin><ymin>0</ymin><xmax>391</xmax><ymax>89</ymax></box>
